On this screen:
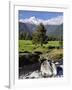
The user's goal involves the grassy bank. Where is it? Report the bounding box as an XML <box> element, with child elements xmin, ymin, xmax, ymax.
<box><xmin>19</xmin><ymin>40</ymin><xmax>61</xmax><ymax>53</ymax></box>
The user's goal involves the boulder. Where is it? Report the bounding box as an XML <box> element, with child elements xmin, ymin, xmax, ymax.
<box><xmin>40</xmin><ymin>60</ymin><xmax>57</xmax><ymax>77</ymax></box>
<box><xmin>40</xmin><ymin>60</ymin><xmax>52</xmax><ymax>77</ymax></box>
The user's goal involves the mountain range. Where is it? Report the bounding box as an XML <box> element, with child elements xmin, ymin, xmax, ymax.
<box><xmin>19</xmin><ymin>16</ymin><xmax>63</xmax><ymax>38</ymax></box>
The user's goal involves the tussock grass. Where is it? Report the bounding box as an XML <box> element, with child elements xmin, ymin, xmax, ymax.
<box><xmin>47</xmin><ymin>49</ymin><xmax>63</xmax><ymax>61</ymax></box>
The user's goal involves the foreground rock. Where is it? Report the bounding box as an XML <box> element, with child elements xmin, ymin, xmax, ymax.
<box><xmin>40</xmin><ymin>60</ymin><xmax>52</xmax><ymax>77</ymax></box>
<box><xmin>40</xmin><ymin>60</ymin><xmax>57</xmax><ymax>77</ymax></box>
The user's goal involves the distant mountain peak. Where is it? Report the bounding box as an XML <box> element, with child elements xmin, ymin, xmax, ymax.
<box><xmin>29</xmin><ymin>16</ymin><xmax>37</xmax><ymax>20</ymax></box>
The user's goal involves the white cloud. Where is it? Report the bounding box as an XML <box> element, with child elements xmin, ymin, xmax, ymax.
<box><xmin>19</xmin><ymin>15</ymin><xmax>63</xmax><ymax>25</ymax></box>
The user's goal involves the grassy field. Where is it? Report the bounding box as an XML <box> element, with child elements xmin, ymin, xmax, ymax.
<box><xmin>19</xmin><ymin>40</ymin><xmax>61</xmax><ymax>53</ymax></box>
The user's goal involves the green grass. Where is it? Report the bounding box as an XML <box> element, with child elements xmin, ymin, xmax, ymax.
<box><xmin>19</xmin><ymin>40</ymin><xmax>61</xmax><ymax>53</ymax></box>
<box><xmin>19</xmin><ymin>40</ymin><xmax>36</xmax><ymax>52</ymax></box>
<box><xmin>46</xmin><ymin>41</ymin><xmax>60</xmax><ymax>46</ymax></box>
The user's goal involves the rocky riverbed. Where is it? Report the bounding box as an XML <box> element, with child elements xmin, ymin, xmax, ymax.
<box><xmin>19</xmin><ymin>52</ymin><xmax>63</xmax><ymax>79</ymax></box>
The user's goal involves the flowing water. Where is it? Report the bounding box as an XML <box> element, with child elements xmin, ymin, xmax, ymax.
<box><xmin>19</xmin><ymin>53</ymin><xmax>63</xmax><ymax>79</ymax></box>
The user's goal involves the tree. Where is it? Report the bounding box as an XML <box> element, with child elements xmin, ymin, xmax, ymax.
<box><xmin>32</xmin><ymin>23</ymin><xmax>47</xmax><ymax>46</ymax></box>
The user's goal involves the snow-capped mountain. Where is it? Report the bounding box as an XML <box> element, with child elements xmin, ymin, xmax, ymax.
<box><xmin>19</xmin><ymin>15</ymin><xmax>63</xmax><ymax>40</ymax></box>
<box><xmin>19</xmin><ymin>16</ymin><xmax>63</xmax><ymax>25</ymax></box>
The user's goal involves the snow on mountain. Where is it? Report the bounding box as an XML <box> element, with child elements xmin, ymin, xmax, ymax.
<box><xmin>19</xmin><ymin>16</ymin><xmax>63</xmax><ymax>25</ymax></box>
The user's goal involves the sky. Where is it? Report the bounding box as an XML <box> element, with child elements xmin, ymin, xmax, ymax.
<box><xmin>19</xmin><ymin>10</ymin><xmax>63</xmax><ymax>20</ymax></box>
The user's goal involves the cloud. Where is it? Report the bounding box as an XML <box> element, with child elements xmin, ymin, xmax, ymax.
<box><xmin>19</xmin><ymin>15</ymin><xmax>63</xmax><ymax>25</ymax></box>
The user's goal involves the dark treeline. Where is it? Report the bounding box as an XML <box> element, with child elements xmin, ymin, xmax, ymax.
<box><xmin>47</xmin><ymin>35</ymin><xmax>63</xmax><ymax>41</ymax></box>
<box><xmin>19</xmin><ymin>31</ymin><xmax>63</xmax><ymax>41</ymax></box>
<box><xmin>19</xmin><ymin>23</ymin><xmax>63</xmax><ymax>41</ymax></box>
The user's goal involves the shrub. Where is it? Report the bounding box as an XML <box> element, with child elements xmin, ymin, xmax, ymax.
<box><xmin>48</xmin><ymin>45</ymin><xmax>56</xmax><ymax>49</ymax></box>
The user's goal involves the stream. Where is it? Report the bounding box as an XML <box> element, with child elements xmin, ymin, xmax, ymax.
<box><xmin>19</xmin><ymin>52</ymin><xmax>63</xmax><ymax>79</ymax></box>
